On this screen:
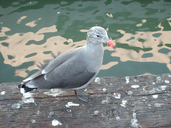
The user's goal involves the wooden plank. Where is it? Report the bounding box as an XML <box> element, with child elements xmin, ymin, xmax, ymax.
<box><xmin>0</xmin><ymin>74</ymin><xmax>171</xmax><ymax>128</ymax></box>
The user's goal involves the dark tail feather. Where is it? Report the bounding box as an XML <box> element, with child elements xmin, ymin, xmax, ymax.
<box><xmin>18</xmin><ymin>84</ymin><xmax>36</xmax><ymax>93</ymax></box>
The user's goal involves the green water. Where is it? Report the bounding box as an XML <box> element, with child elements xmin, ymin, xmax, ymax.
<box><xmin>0</xmin><ymin>0</ymin><xmax>171</xmax><ymax>83</ymax></box>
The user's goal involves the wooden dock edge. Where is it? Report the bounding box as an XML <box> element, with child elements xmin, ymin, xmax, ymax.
<box><xmin>0</xmin><ymin>73</ymin><xmax>171</xmax><ymax>128</ymax></box>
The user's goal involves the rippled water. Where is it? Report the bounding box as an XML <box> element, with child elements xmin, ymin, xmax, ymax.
<box><xmin>0</xmin><ymin>0</ymin><xmax>171</xmax><ymax>83</ymax></box>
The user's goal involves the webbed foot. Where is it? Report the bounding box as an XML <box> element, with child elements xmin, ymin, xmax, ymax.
<box><xmin>74</xmin><ymin>90</ymin><xmax>90</xmax><ymax>102</ymax></box>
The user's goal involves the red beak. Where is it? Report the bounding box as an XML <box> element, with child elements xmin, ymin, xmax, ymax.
<box><xmin>105</xmin><ymin>40</ymin><xmax>116</xmax><ymax>49</ymax></box>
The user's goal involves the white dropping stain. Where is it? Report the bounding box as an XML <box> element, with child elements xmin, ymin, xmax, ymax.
<box><xmin>22</xmin><ymin>92</ymin><xmax>35</xmax><ymax>104</ymax></box>
<box><xmin>134</xmin><ymin>79</ymin><xmax>137</xmax><ymax>82</ymax></box>
<box><xmin>161</xmin><ymin>85</ymin><xmax>167</xmax><ymax>90</ymax></box>
<box><xmin>12</xmin><ymin>102</ymin><xmax>22</xmax><ymax>109</ymax></box>
<box><xmin>44</xmin><ymin>89</ymin><xmax>65</xmax><ymax>97</ymax></box>
<box><xmin>23</xmin><ymin>97</ymin><xmax>35</xmax><ymax>104</ymax></box>
<box><xmin>127</xmin><ymin>91</ymin><xmax>133</xmax><ymax>95</ymax></box>
<box><xmin>109</xmin><ymin>83</ymin><xmax>113</xmax><ymax>86</ymax></box>
<box><xmin>95</xmin><ymin>77</ymin><xmax>101</xmax><ymax>84</ymax></box>
<box><xmin>31</xmin><ymin>119</ymin><xmax>36</xmax><ymax>123</ymax></box>
<box><xmin>143</xmin><ymin>85</ymin><xmax>168</xmax><ymax>94</ymax></box>
<box><xmin>52</xmin><ymin>119</ymin><xmax>62</xmax><ymax>126</ymax></box>
<box><xmin>157</xmin><ymin>76</ymin><xmax>161</xmax><ymax>81</ymax></box>
<box><xmin>165</xmin><ymin>80</ymin><xmax>169</xmax><ymax>84</ymax></box>
<box><xmin>148</xmin><ymin>104</ymin><xmax>151</xmax><ymax>108</ymax></box>
<box><xmin>48</xmin><ymin>112</ymin><xmax>54</xmax><ymax>118</ymax></box>
<box><xmin>141</xmin><ymin>96</ymin><xmax>147</xmax><ymax>101</ymax></box>
<box><xmin>65</xmin><ymin>102</ymin><xmax>79</xmax><ymax>108</ymax></box>
<box><xmin>102</xmin><ymin>88</ymin><xmax>106</xmax><ymax>92</ymax></box>
<box><xmin>102</xmin><ymin>97</ymin><xmax>110</xmax><ymax>104</ymax></box>
<box><xmin>120</xmin><ymin>100</ymin><xmax>127</xmax><ymax>107</ymax></box>
<box><xmin>154</xmin><ymin>103</ymin><xmax>164</xmax><ymax>107</ymax></box>
<box><xmin>152</xmin><ymin>95</ymin><xmax>158</xmax><ymax>99</ymax></box>
<box><xmin>113</xmin><ymin>93</ymin><xmax>121</xmax><ymax>99</ymax></box>
<box><xmin>131</xmin><ymin>110</ymin><xmax>142</xmax><ymax>128</ymax></box>
<box><xmin>116</xmin><ymin>116</ymin><xmax>121</xmax><ymax>120</ymax></box>
<box><xmin>37</xmin><ymin>111</ymin><xmax>40</xmax><ymax>115</ymax></box>
<box><xmin>67</xmin><ymin>109</ymin><xmax>72</xmax><ymax>112</ymax></box>
<box><xmin>0</xmin><ymin>91</ymin><xmax>5</xmax><ymax>95</ymax></box>
<box><xmin>12</xmin><ymin>92</ymin><xmax>35</xmax><ymax>109</ymax></box>
<box><xmin>94</xmin><ymin>110</ymin><xmax>99</xmax><ymax>115</ymax></box>
<box><xmin>131</xmin><ymin>85</ymin><xmax>140</xmax><ymax>89</ymax></box>
<box><xmin>125</xmin><ymin>76</ymin><xmax>129</xmax><ymax>84</ymax></box>
<box><xmin>49</xmin><ymin>112</ymin><xmax>54</xmax><ymax>116</ymax></box>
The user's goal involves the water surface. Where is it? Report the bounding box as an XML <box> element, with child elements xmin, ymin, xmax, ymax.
<box><xmin>0</xmin><ymin>0</ymin><xmax>171</xmax><ymax>83</ymax></box>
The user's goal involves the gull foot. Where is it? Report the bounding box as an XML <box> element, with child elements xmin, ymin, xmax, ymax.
<box><xmin>74</xmin><ymin>90</ymin><xmax>90</xmax><ymax>102</ymax></box>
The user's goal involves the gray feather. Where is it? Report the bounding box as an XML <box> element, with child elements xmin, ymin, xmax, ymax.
<box><xmin>42</xmin><ymin>48</ymin><xmax>80</xmax><ymax>74</ymax></box>
<box><xmin>26</xmin><ymin>57</ymin><xmax>95</xmax><ymax>89</ymax></box>
<box><xmin>37</xmin><ymin>52</ymin><xmax>61</xmax><ymax>70</ymax></box>
<box><xmin>26</xmin><ymin>48</ymin><xmax>96</xmax><ymax>89</ymax></box>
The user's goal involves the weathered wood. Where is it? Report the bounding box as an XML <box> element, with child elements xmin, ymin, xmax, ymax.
<box><xmin>0</xmin><ymin>74</ymin><xmax>171</xmax><ymax>128</ymax></box>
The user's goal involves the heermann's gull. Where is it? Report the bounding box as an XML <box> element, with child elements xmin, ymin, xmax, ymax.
<box><xmin>18</xmin><ymin>26</ymin><xmax>115</xmax><ymax>102</ymax></box>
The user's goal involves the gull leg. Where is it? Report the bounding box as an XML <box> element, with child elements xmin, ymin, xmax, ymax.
<box><xmin>74</xmin><ymin>90</ymin><xmax>90</xmax><ymax>102</ymax></box>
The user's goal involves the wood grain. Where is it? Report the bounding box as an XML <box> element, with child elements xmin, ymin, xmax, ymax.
<box><xmin>0</xmin><ymin>74</ymin><xmax>171</xmax><ymax>128</ymax></box>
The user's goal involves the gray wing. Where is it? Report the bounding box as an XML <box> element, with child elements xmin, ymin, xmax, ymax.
<box><xmin>22</xmin><ymin>70</ymin><xmax>42</xmax><ymax>83</ymax></box>
<box><xmin>27</xmin><ymin>55</ymin><xmax>96</xmax><ymax>89</ymax></box>
<box><xmin>37</xmin><ymin>52</ymin><xmax>61</xmax><ymax>69</ymax></box>
<box><xmin>46</xmin><ymin>57</ymin><xmax>96</xmax><ymax>89</ymax></box>
<box><xmin>23</xmin><ymin>52</ymin><xmax>61</xmax><ymax>84</ymax></box>
<box><xmin>42</xmin><ymin>49</ymin><xmax>75</xmax><ymax>74</ymax></box>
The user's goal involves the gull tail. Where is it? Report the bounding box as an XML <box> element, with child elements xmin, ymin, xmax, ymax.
<box><xmin>18</xmin><ymin>83</ymin><xmax>36</xmax><ymax>93</ymax></box>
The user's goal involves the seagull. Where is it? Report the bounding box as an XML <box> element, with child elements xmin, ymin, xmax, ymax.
<box><xmin>18</xmin><ymin>26</ymin><xmax>115</xmax><ymax>102</ymax></box>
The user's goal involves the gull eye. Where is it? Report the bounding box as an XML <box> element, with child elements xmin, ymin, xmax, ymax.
<box><xmin>96</xmin><ymin>35</ymin><xmax>100</xmax><ymax>37</ymax></box>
